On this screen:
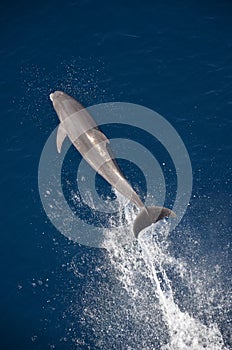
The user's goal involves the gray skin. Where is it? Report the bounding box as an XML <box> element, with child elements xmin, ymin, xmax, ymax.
<box><xmin>50</xmin><ymin>91</ymin><xmax>175</xmax><ymax>238</ymax></box>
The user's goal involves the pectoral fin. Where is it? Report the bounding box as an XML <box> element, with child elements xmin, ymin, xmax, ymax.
<box><xmin>56</xmin><ymin>124</ymin><xmax>67</xmax><ymax>153</ymax></box>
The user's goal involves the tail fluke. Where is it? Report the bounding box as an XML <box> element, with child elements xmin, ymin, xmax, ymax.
<box><xmin>133</xmin><ymin>206</ymin><xmax>176</xmax><ymax>238</ymax></box>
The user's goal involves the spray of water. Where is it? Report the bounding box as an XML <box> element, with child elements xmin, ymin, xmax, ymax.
<box><xmin>100</xmin><ymin>192</ymin><xmax>229</xmax><ymax>350</ymax></box>
<box><xmin>66</xmin><ymin>191</ymin><xmax>231</xmax><ymax>349</ymax></box>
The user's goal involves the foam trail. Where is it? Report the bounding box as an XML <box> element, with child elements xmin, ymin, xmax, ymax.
<box><xmin>139</xmin><ymin>233</ymin><xmax>225</xmax><ymax>349</ymax></box>
<box><xmin>102</xmin><ymin>192</ymin><xmax>228</xmax><ymax>350</ymax></box>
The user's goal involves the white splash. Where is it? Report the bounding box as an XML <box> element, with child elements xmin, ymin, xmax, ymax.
<box><xmin>102</xmin><ymin>193</ymin><xmax>228</xmax><ymax>350</ymax></box>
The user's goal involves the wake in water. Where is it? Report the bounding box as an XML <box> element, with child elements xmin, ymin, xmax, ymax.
<box><xmin>68</xmin><ymin>192</ymin><xmax>231</xmax><ymax>349</ymax></box>
<box><xmin>100</xmin><ymin>193</ymin><xmax>229</xmax><ymax>350</ymax></box>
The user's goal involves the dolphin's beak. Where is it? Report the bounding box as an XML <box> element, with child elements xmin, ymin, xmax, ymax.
<box><xmin>50</xmin><ymin>91</ymin><xmax>65</xmax><ymax>102</ymax></box>
<box><xmin>50</xmin><ymin>92</ymin><xmax>57</xmax><ymax>102</ymax></box>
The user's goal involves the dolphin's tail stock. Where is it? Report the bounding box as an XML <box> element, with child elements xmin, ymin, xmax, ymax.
<box><xmin>133</xmin><ymin>206</ymin><xmax>176</xmax><ymax>238</ymax></box>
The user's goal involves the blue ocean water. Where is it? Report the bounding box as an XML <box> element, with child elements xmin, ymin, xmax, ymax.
<box><xmin>1</xmin><ymin>0</ymin><xmax>232</xmax><ymax>349</ymax></box>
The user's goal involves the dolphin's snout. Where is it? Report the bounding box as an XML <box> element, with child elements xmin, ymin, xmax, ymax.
<box><xmin>50</xmin><ymin>91</ymin><xmax>64</xmax><ymax>102</ymax></box>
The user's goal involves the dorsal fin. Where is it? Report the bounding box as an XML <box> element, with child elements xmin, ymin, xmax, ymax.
<box><xmin>87</xmin><ymin>128</ymin><xmax>110</xmax><ymax>145</ymax></box>
<box><xmin>56</xmin><ymin>124</ymin><xmax>67</xmax><ymax>153</ymax></box>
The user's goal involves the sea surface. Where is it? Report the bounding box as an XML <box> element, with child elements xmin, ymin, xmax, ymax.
<box><xmin>1</xmin><ymin>0</ymin><xmax>232</xmax><ymax>349</ymax></box>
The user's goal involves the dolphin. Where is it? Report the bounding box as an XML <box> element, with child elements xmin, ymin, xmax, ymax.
<box><xmin>49</xmin><ymin>91</ymin><xmax>176</xmax><ymax>238</ymax></box>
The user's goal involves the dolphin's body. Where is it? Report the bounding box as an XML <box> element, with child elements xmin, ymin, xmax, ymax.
<box><xmin>50</xmin><ymin>91</ymin><xmax>175</xmax><ymax>237</ymax></box>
